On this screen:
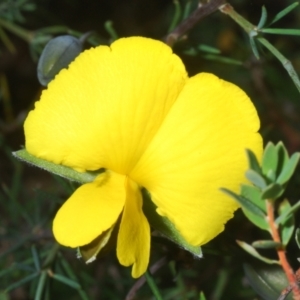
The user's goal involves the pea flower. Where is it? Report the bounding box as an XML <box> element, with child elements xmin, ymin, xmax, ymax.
<box><xmin>24</xmin><ymin>37</ymin><xmax>262</xmax><ymax>278</ymax></box>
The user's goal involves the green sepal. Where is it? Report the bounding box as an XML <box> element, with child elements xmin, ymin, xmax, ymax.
<box><xmin>13</xmin><ymin>149</ymin><xmax>101</xmax><ymax>183</ymax></box>
<box><xmin>240</xmin><ymin>185</ymin><xmax>269</xmax><ymax>231</ymax></box>
<box><xmin>276</xmin><ymin>152</ymin><xmax>300</xmax><ymax>185</ymax></box>
<box><xmin>236</xmin><ymin>240</ymin><xmax>280</xmax><ymax>265</ymax></box>
<box><xmin>251</xmin><ymin>240</ymin><xmax>282</xmax><ymax>249</ymax></box>
<box><xmin>277</xmin><ymin>199</ymin><xmax>295</xmax><ymax>246</ymax></box>
<box><xmin>261</xmin><ymin>142</ymin><xmax>278</xmax><ymax>180</ymax></box>
<box><xmin>14</xmin><ymin>150</ymin><xmax>201</xmax><ymax>256</ymax></box>
<box><xmin>261</xmin><ymin>183</ymin><xmax>283</xmax><ymax>199</ymax></box>
<box><xmin>142</xmin><ymin>190</ymin><xmax>202</xmax><ymax>258</ymax></box>
<box><xmin>243</xmin><ymin>262</ymin><xmax>292</xmax><ymax>300</ymax></box>
<box><xmin>245</xmin><ymin>170</ymin><xmax>267</xmax><ymax>189</ymax></box>
<box><xmin>78</xmin><ymin>225</ymin><xmax>116</xmax><ymax>263</ymax></box>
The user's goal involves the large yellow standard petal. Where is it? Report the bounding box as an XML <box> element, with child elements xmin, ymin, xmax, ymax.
<box><xmin>24</xmin><ymin>37</ymin><xmax>187</xmax><ymax>173</ymax></box>
<box><xmin>53</xmin><ymin>171</ymin><xmax>126</xmax><ymax>247</ymax></box>
<box><xmin>117</xmin><ymin>178</ymin><xmax>150</xmax><ymax>278</ymax></box>
<box><xmin>130</xmin><ymin>73</ymin><xmax>263</xmax><ymax>246</ymax></box>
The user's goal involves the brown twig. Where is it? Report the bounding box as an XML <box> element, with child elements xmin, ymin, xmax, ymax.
<box><xmin>266</xmin><ymin>200</ymin><xmax>300</xmax><ymax>300</ymax></box>
<box><xmin>164</xmin><ymin>0</ymin><xmax>226</xmax><ymax>47</ymax></box>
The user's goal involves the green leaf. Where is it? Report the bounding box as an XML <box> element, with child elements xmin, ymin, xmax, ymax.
<box><xmin>199</xmin><ymin>291</ymin><xmax>207</xmax><ymax>300</ymax></box>
<box><xmin>295</xmin><ymin>228</ymin><xmax>300</xmax><ymax>250</ymax></box>
<box><xmin>276</xmin><ymin>153</ymin><xmax>300</xmax><ymax>185</ymax></box>
<box><xmin>269</xmin><ymin>2</ymin><xmax>299</xmax><ymax>26</ymax></box>
<box><xmin>5</xmin><ymin>273</ymin><xmax>39</xmax><ymax>293</ymax></box>
<box><xmin>221</xmin><ymin>188</ymin><xmax>269</xmax><ymax>230</ymax></box>
<box><xmin>52</xmin><ymin>274</ymin><xmax>81</xmax><ymax>290</ymax></box>
<box><xmin>249</xmin><ymin>35</ymin><xmax>260</xmax><ymax>59</ymax></box>
<box><xmin>142</xmin><ymin>190</ymin><xmax>202</xmax><ymax>258</ymax></box>
<box><xmin>201</xmin><ymin>54</ymin><xmax>243</xmax><ymax>66</ymax></box>
<box><xmin>245</xmin><ymin>170</ymin><xmax>267</xmax><ymax>189</ymax></box>
<box><xmin>277</xmin><ymin>199</ymin><xmax>295</xmax><ymax>246</ymax></box>
<box><xmin>257</xmin><ymin>6</ymin><xmax>268</xmax><ymax>29</ymax></box>
<box><xmin>246</xmin><ymin>149</ymin><xmax>262</xmax><ymax>174</ymax></box>
<box><xmin>260</xmin><ymin>28</ymin><xmax>300</xmax><ymax>35</ymax></box>
<box><xmin>240</xmin><ymin>185</ymin><xmax>269</xmax><ymax>230</ymax></box>
<box><xmin>252</xmin><ymin>240</ymin><xmax>282</xmax><ymax>249</ymax></box>
<box><xmin>261</xmin><ymin>183</ymin><xmax>283</xmax><ymax>199</ymax></box>
<box><xmin>13</xmin><ymin>149</ymin><xmax>102</xmax><ymax>184</ymax></box>
<box><xmin>243</xmin><ymin>262</ymin><xmax>292</xmax><ymax>300</ymax></box>
<box><xmin>276</xmin><ymin>200</ymin><xmax>300</xmax><ymax>225</ymax></box>
<box><xmin>236</xmin><ymin>240</ymin><xmax>280</xmax><ymax>264</ymax></box>
<box><xmin>261</xmin><ymin>142</ymin><xmax>278</xmax><ymax>180</ymax></box>
<box><xmin>275</xmin><ymin>142</ymin><xmax>289</xmax><ymax>177</ymax></box>
<box><xmin>198</xmin><ymin>44</ymin><xmax>221</xmax><ymax>54</ymax></box>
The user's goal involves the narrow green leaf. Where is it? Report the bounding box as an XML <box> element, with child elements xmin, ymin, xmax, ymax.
<box><xmin>198</xmin><ymin>44</ymin><xmax>221</xmax><ymax>54</ymax></box>
<box><xmin>278</xmin><ymin>199</ymin><xmax>295</xmax><ymax>246</ymax></box>
<box><xmin>202</xmin><ymin>54</ymin><xmax>243</xmax><ymax>65</ymax></box>
<box><xmin>269</xmin><ymin>2</ymin><xmax>299</xmax><ymax>26</ymax></box>
<box><xmin>5</xmin><ymin>273</ymin><xmax>39</xmax><ymax>293</ymax></box>
<box><xmin>13</xmin><ymin>149</ymin><xmax>102</xmax><ymax>184</ymax></box>
<box><xmin>295</xmin><ymin>228</ymin><xmax>300</xmax><ymax>249</ymax></box>
<box><xmin>31</xmin><ymin>245</ymin><xmax>40</xmax><ymax>271</ymax></box>
<box><xmin>168</xmin><ymin>0</ymin><xmax>181</xmax><ymax>33</ymax></box>
<box><xmin>257</xmin><ymin>6</ymin><xmax>268</xmax><ymax>29</ymax></box>
<box><xmin>276</xmin><ymin>153</ymin><xmax>300</xmax><ymax>185</ymax></box>
<box><xmin>245</xmin><ymin>170</ymin><xmax>267</xmax><ymax>189</ymax></box>
<box><xmin>236</xmin><ymin>240</ymin><xmax>280</xmax><ymax>265</ymax></box>
<box><xmin>222</xmin><ymin>188</ymin><xmax>265</xmax><ymax>217</ymax></box>
<box><xmin>199</xmin><ymin>291</ymin><xmax>207</xmax><ymax>300</ymax></box>
<box><xmin>34</xmin><ymin>271</ymin><xmax>47</xmax><ymax>300</ymax></box>
<box><xmin>260</xmin><ymin>28</ymin><xmax>300</xmax><ymax>35</ymax></box>
<box><xmin>246</xmin><ymin>149</ymin><xmax>262</xmax><ymax>174</ymax></box>
<box><xmin>252</xmin><ymin>240</ymin><xmax>282</xmax><ymax>249</ymax></box>
<box><xmin>142</xmin><ymin>189</ymin><xmax>202</xmax><ymax>258</ymax></box>
<box><xmin>261</xmin><ymin>183</ymin><xmax>283</xmax><ymax>199</ymax></box>
<box><xmin>249</xmin><ymin>36</ymin><xmax>260</xmax><ymax>59</ymax></box>
<box><xmin>261</xmin><ymin>142</ymin><xmax>278</xmax><ymax>180</ymax></box>
<box><xmin>52</xmin><ymin>274</ymin><xmax>81</xmax><ymax>290</ymax></box>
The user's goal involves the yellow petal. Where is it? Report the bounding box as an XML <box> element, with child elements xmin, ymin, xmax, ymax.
<box><xmin>25</xmin><ymin>37</ymin><xmax>187</xmax><ymax>173</ymax></box>
<box><xmin>130</xmin><ymin>73</ymin><xmax>262</xmax><ymax>246</ymax></box>
<box><xmin>117</xmin><ymin>178</ymin><xmax>150</xmax><ymax>278</ymax></box>
<box><xmin>53</xmin><ymin>171</ymin><xmax>126</xmax><ymax>247</ymax></box>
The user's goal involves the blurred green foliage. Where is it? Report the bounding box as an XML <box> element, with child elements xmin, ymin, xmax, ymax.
<box><xmin>1</xmin><ymin>0</ymin><xmax>300</xmax><ymax>299</ymax></box>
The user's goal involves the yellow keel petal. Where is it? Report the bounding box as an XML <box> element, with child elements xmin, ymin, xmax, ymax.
<box><xmin>117</xmin><ymin>178</ymin><xmax>150</xmax><ymax>278</ymax></box>
<box><xmin>131</xmin><ymin>73</ymin><xmax>262</xmax><ymax>246</ymax></box>
<box><xmin>53</xmin><ymin>171</ymin><xmax>126</xmax><ymax>247</ymax></box>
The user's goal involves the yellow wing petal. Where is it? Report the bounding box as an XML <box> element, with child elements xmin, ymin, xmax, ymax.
<box><xmin>117</xmin><ymin>178</ymin><xmax>150</xmax><ymax>278</ymax></box>
<box><xmin>130</xmin><ymin>73</ymin><xmax>263</xmax><ymax>246</ymax></box>
<box><xmin>25</xmin><ymin>37</ymin><xmax>187</xmax><ymax>173</ymax></box>
<box><xmin>53</xmin><ymin>171</ymin><xmax>126</xmax><ymax>247</ymax></box>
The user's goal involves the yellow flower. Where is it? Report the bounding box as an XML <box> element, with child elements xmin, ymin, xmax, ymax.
<box><xmin>24</xmin><ymin>37</ymin><xmax>262</xmax><ymax>278</ymax></box>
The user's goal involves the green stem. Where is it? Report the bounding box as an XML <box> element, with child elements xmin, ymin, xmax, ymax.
<box><xmin>219</xmin><ymin>3</ymin><xmax>255</xmax><ymax>34</ymax></box>
<box><xmin>257</xmin><ymin>37</ymin><xmax>300</xmax><ymax>93</ymax></box>
<box><xmin>145</xmin><ymin>270</ymin><xmax>163</xmax><ymax>300</ymax></box>
<box><xmin>0</xmin><ymin>18</ymin><xmax>33</xmax><ymax>42</ymax></box>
